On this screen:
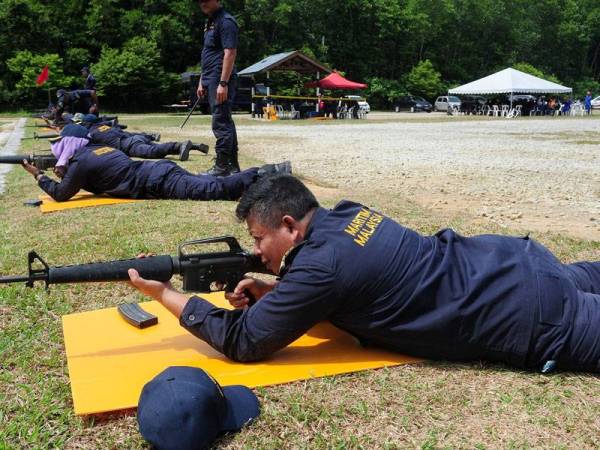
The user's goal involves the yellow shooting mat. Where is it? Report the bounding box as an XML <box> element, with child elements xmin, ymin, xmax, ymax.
<box><xmin>39</xmin><ymin>191</ymin><xmax>140</xmax><ymax>213</ymax></box>
<box><xmin>62</xmin><ymin>293</ymin><xmax>421</xmax><ymax>415</ymax></box>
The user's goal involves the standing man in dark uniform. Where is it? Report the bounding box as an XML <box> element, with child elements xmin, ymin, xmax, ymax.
<box><xmin>129</xmin><ymin>175</ymin><xmax>600</xmax><ymax>373</ymax></box>
<box><xmin>81</xmin><ymin>66</ymin><xmax>97</xmax><ymax>91</ymax></box>
<box><xmin>197</xmin><ymin>0</ymin><xmax>240</xmax><ymax>176</ymax></box>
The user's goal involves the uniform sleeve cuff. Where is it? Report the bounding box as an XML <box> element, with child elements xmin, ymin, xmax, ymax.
<box><xmin>179</xmin><ymin>296</ymin><xmax>216</xmax><ymax>328</ymax></box>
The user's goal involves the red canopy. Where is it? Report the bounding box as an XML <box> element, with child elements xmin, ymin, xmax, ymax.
<box><xmin>306</xmin><ymin>72</ymin><xmax>367</xmax><ymax>90</ymax></box>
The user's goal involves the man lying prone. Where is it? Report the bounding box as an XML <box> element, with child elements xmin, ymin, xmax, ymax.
<box><xmin>55</xmin><ymin>122</ymin><xmax>207</xmax><ymax>161</ymax></box>
<box><xmin>128</xmin><ymin>175</ymin><xmax>600</xmax><ymax>373</ymax></box>
<box><xmin>21</xmin><ymin>136</ymin><xmax>291</xmax><ymax>202</ymax></box>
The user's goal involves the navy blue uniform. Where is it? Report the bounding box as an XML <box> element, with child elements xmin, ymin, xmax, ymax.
<box><xmin>57</xmin><ymin>90</ymin><xmax>97</xmax><ymax>115</ymax></box>
<box><xmin>180</xmin><ymin>201</ymin><xmax>600</xmax><ymax>372</ymax></box>
<box><xmin>84</xmin><ymin>73</ymin><xmax>97</xmax><ymax>90</ymax></box>
<box><xmin>201</xmin><ymin>8</ymin><xmax>239</xmax><ymax>162</ymax></box>
<box><xmin>38</xmin><ymin>144</ymin><xmax>258</xmax><ymax>202</ymax></box>
<box><xmin>88</xmin><ymin>124</ymin><xmax>177</xmax><ymax>159</ymax></box>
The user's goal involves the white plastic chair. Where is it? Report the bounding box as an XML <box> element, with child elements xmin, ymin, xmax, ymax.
<box><xmin>514</xmin><ymin>105</ymin><xmax>522</xmax><ymax>117</ymax></box>
<box><xmin>276</xmin><ymin>105</ymin><xmax>287</xmax><ymax>120</ymax></box>
<box><xmin>572</xmin><ymin>101</ymin><xmax>584</xmax><ymax>116</ymax></box>
<box><xmin>501</xmin><ymin>105</ymin><xmax>509</xmax><ymax>117</ymax></box>
<box><xmin>555</xmin><ymin>104</ymin><xmax>562</xmax><ymax>116</ymax></box>
<box><xmin>289</xmin><ymin>105</ymin><xmax>300</xmax><ymax>120</ymax></box>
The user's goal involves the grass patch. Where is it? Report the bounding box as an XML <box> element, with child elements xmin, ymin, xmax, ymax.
<box><xmin>1</xmin><ymin>115</ymin><xmax>599</xmax><ymax>449</ymax></box>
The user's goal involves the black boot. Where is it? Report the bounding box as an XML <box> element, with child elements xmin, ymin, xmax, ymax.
<box><xmin>205</xmin><ymin>153</ymin><xmax>232</xmax><ymax>176</ymax></box>
<box><xmin>178</xmin><ymin>140</ymin><xmax>193</xmax><ymax>161</ymax></box>
<box><xmin>258</xmin><ymin>161</ymin><xmax>292</xmax><ymax>177</ymax></box>
<box><xmin>190</xmin><ymin>143</ymin><xmax>209</xmax><ymax>154</ymax></box>
<box><xmin>150</xmin><ymin>133</ymin><xmax>161</xmax><ymax>142</ymax></box>
<box><xmin>230</xmin><ymin>152</ymin><xmax>241</xmax><ymax>173</ymax></box>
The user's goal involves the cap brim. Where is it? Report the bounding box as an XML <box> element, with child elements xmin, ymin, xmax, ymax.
<box><xmin>221</xmin><ymin>385</ymin><xmax>260</xmax><ymax>432</ymax></box>
<box><xmin>49</xmin><ymin>136</ymin><xmax>62</xmax><ymax>143</ymax></box>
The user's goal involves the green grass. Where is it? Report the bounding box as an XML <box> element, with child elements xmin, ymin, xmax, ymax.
<box><xmin>1</xmin><ymin>116</ymin><xmax>599</xmax><ymax>449</ymax></box>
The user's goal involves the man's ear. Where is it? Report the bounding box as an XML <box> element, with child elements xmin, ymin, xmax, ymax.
<box><xmin>281</xmin><ymin>215</ymin><xmax>297</xmax><ymax>232</ymax></box>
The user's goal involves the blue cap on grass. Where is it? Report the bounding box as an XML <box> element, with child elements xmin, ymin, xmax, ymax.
<box><xmin>137</xmin><ymin>366</ymin><xmax>260</xmax><ymax>450</ymax></box>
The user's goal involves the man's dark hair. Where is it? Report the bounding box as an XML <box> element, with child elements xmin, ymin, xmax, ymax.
<box><xmin>236</xmin><ymin>175</ymin><xmax>319</xmax><ymax>228</ymax></box>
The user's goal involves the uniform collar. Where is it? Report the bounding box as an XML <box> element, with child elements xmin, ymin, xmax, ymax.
<box><xmin>304</xmin><ymin>206</ymin><xmax>327</xmax><ymax>240</ymax></box>
<box><xmin>209</xmin><ymin>6</ymin><xmax>224</xmax><ymax>19</ymax></box>
<box><xmin>278</xmin><ymin>207</ymin><xmax>327</xmax><ymax>276</ymax></box>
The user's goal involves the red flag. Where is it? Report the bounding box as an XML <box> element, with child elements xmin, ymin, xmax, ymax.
<box><xmin>36</xmin><ymin>65</ymin><xmax>49</xmax><ymax>86</ymax></box>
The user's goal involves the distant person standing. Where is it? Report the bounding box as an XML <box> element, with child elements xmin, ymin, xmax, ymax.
<box><xmin>196</xmin><ymin>0</ymin><xmax>240</xmax><ymax>176</ymax></box>
<box><xmin>81</xmin><ymin>66</ymin><xmax>97</xmax><ymax>91</ymax></box>
<box><xmin>584</xmin><ymin>91</ymin><xmax>593</xmax><ymax>115</ymax></box>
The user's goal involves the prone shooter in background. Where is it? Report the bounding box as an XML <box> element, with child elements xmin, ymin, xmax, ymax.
<box><xmin>52</xmin><ymin>89</ymin><xmax>99</xmax><ymax>123</ymax></box>
<box><xmin>21</xmin><ymin>134</ymin><xmax>291</xmax><ymax>202</ymax></box>
<box><xmin>55</xmin><ymin>122</ymin><xmax>208</xmax><ymax>161</ymax></box>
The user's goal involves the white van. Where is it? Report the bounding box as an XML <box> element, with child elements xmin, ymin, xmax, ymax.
<box><xmin>434</xmin><ymin>95</ymin><xmax>461</xmax><ymax>112</ymax></box>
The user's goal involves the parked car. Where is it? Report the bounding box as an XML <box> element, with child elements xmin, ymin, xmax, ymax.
<box><xmin>462</xmin><ymin>95</ymin><xmax>486</xmax><ymax>106</ymax></box>
<box><xmin>343</xmin><ymin>95</ymin><xmax>370</xmax><ymax>113</ymax></box>
<box><xmin>393</xmin><ymin>95</ymin><xmax>432</xmax><ymax>112</ymax></box>
<box><xmin>591</xmin><ymin>96</ymin><xmax>600</xmax><ymax>110</ymax></box>
<box><xmin>434</xmin><ymin>95</ymin><xmax>461</xmax><ymax>112</ymax></box>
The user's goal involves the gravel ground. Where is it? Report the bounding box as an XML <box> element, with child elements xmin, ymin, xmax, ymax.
<box><xmin>235</xmin><ymin>113</ymin><xmax>600</xmax><ymax>240</ymax></box>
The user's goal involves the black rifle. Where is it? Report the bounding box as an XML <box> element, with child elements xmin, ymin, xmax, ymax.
<box><xmin>0</xmin><ymin>236</ymin><xmax>271</xmax><ymax>293</ymax></box>
<box><xmin>0</xmin><ymin>154</ymin><xmax>57</xmax><ymax>170</ymax></box>
<box><xmin>22</xmin><ymin>132</ymin><xmax>59</xmax><ymax>140</ymax></box>
<box><xmin>180</xmin><ymin>97</ymin><xmax>201</xmax><ymax>129</ymax></box>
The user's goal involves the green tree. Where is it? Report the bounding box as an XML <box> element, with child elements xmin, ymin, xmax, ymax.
<box><xmin>1</xmin><ymin>0</ymin><xmax>600</xmax><ymax>110</ymax></box>
<box><xmin>365</xmin><ymin>77</ymin><xmax>406</xmax><ymax>109</ymax></box>
<box><xmin>64</xmin><ymin>48</ymin><xmax>92</xmax><ymax>78</ymax></box>
<box><xmin>92</xmin><ymin>37</ymin><xmax>178</xmax><ymax>110</ymax></box>
<box><xmin>6</xmin><ymin>51</ymin><xmax>75</xmax><ymax>104</ymax></box>
<box><xmin>405</xmin><ymin>60</ymin><xmax>445</xmax><ymax>100</ymax></box>
<box><xmin>512</xmin><ymin>62</ymin><xmax>562</xmax><ymax>85</ymax></box>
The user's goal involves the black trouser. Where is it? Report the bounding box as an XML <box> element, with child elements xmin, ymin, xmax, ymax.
<box><xmin>204</xmin><ymin>77</ymin><xmax>239</xmax><ymax>161</ymax></box>
<box><xmin>145</xmin><ymin>161</ymin><xmax>258</xmax><ymax>201</ymax></box>
<box><xmin>120</xmin><ymin>136</ymin><xmax>178</xmax><ymax>159</ymax></box>
<box><xmin>528</xmin><ymin>260</ymin><xmax>600</xmax><ymax>372</ymax></box>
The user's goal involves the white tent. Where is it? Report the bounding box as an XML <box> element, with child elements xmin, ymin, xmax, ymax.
<box><xmin>448</xmin><ymin>68</ymin><xmax>572</xmax><ymax>96</ymax></box>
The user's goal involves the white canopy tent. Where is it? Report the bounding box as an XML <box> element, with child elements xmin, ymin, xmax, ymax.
<box><xmin>449</xmin><ymin>68</ymin><xmax>571</xmax><ymax>107</ymax></box>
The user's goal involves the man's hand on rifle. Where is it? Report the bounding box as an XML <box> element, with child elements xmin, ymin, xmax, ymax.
<box><xmin>128</xmin><ymin>254</ymin><xmax>187</xmax><ymax>318</ymax></box>
<box><xmin>21</xmin><ymin>159</ymin><xmax>41</xmax><ymax>179</ymax></box>
<box><xmin>225</xmin><ymin>277</ymin><xmax>278</xmax><ymax>309</ymax></box>
<box><xmin>128</xmin><ymin>268</ymin><xmax>173</xmax><ymax>301</ymax></box>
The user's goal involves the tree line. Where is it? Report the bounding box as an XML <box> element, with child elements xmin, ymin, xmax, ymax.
<box><xmin>1</xmin><ymin>0</ymin><xmax>599</xmax><ymax>110</ymax></box>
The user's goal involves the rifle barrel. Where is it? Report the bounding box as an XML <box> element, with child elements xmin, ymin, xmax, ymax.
<box><xmin>0</xmin><ymin>275</ymin><xmax>31</xmax><ymax>284</ymax></box>
<box><xmin>180</xmin><ymin>97</ymin><xmax>201</xmax><ymax>129</ymax></box>
<box><xmin>0</xmin><ymin>155</ymin><xmax>32</xmax><ymax>164</ymax></box>
<box><xmin>47</xmin><ymin>255</ymin><xmax>179</xmax><ymax>284</ymax></box>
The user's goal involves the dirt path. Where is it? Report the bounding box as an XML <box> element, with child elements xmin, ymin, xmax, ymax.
<box><xmin>236</xmin><ymin>114</ymin><xmax>600</xmax><ymax>240</ymax></box>
<box><xmin>0</xmin><ymin>118</ymin><xmax>25</xmax><ymax>194</ymax></box>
